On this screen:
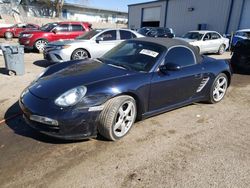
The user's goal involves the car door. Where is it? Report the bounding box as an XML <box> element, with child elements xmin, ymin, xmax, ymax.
<box><xmin>210</xmin><ymin>32</ymin><xmax>222</xmax><ymax>52</ymax></box>
<box><xmin>14</xmin><ymin>24</ymin><xmax>26</xmax><ymax>37</ymax></box>
<box><xmin>70</xmin><ymin>24</ymin><xmax>85</xmax><ymax>38</ymax></box>
<box><xmin>52</xmin><ymin>24</ymin><xmax>71</xmax><ymax>41</ymax></box>
<box><xmin>149</xmin><ymin>46</ymin><xmax>204</xmax><ymax>111</ymax></box>
<box><xmin>201</xmin><ymin>33</ymin><xmax>214</xmax><ymax>53</ymax></box>
<box><xmin>92</xmin><ymin>30</ymin><xmax>118</xmax><ymax>57</ymax></box>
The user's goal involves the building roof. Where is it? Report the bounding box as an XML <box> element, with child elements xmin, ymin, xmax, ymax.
<box><xmin>131</xmin><ymin>37</ymin><xmax>203</xmax><ymax>62</ymax></box>
<box><xmin>128</xmin><ymin>0</ymin><xmax>166</xmax><ymax>7</ymax></box>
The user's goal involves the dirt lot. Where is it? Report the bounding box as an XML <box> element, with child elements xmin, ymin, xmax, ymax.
<box><xmin>0</xmin><ymin>39</ymin><xmax>250</xmax><ymax>188</ymax></box>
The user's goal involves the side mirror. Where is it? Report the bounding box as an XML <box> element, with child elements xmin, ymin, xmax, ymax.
<box><xmin>159</xmin><ymin>63</ymin><xmax>181</xmax><ymax>73</ymax></box>
<box><xmin>52</xmin><ymin>29</ymin><xmax>57</xmax><ymax>34</ymax></box>
<box><xmin>203</xmin><ymin>37</ymin><xmax>208</xmax><ymax>41</ymax></box>
<box><xmin>95</xmin><ymin>36</ymin><xmax>103</xmax><ymax>43</ymax></box>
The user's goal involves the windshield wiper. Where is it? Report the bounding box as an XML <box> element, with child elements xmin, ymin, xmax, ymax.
<box><xmin>108</xmin><ymin>63</ymin><xmax>131</xmax><ymax>70</ymax></box>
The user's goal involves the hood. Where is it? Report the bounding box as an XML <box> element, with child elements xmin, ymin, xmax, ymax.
<box><xmin>0</xmin><ymin>27</ymin><xmax>12</xmax><ymax>29</ymax></box>
<box><xmin>21</xmin><ymin>30</ymin><xmax>47</xmax><ymax>34</ymax></box>
<box><xmin>48</xmin><ymin>39</ymin><xmax>90</xmax><ymax>46</ymax></box>
<box><xmin>175</xmin><ymin>37</ymin><xmax>198</xmax><ymax>43</ymax></box>
<box><xmin>29</xmin><ymin>60</ymin><xmax>131</xmax><ymax>99</ymax></box>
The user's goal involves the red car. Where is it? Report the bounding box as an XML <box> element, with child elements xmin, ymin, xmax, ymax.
<box><xmin>0</xmin><ymin>23</ymin><xmax>39</xmax><ymax>39</ymax></box>
<box><xmin>19</xmin><ymin>22</ymin><xmax>92</xmax><ymax>52</ymax></box>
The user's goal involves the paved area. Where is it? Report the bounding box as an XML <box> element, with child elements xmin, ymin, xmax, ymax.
<box><xmin>0</xmin><ymin>41</ymin><xmax>250</xmax><ymax>188</ymax></box>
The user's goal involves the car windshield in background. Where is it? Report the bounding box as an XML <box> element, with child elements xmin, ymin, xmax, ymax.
<box><xmin>40</xmin><ymin>23</ymin><xmax>58</xmax><ymax>32</ymax></box>
<box><xmin>138</xmin><ymin>28</ymin><xmax>152</xmax><ymax>35</ymax></box>
<box><xmin>100</xmin><ymin>41</ymin><xmax>165</xmax><ymax>72</ymax></box>
<box><xmin>183</xmin><ymin>32</ymin><xmax>204</xmax><ymax>40</ymax></box>
<box><xmin>76</xmin><ymin>30</ymin><xmax>102</xmax><ymax>40</ymax></box>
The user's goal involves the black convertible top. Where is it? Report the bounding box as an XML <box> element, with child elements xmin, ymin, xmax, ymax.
<box><xmin>132</xmin><ymin>37</ymin><xmax>203</xmax><ymax>63</ymax></box>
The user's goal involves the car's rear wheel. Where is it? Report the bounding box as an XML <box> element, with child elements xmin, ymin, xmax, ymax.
<box><xmin>34</xmin><ymin>39</ymin><xmax>48</xmax><ymax>53</ymax></box>
<box><xmin>208</xmin><ymin>73</ymin><xmax>228</xmax><ymax>103</ymax></box>
<box><xmin>71</xmin><ymin>49</ymin><xmax>89</xmax><ymax>60</ymax></box>
<box><xmin>4</xmin><ymin>32</ymin><xmax>13</xmax><ymax>39</ymax></box>
<box><xmin>98</xmin><ymin>95</ymin><xmax>137</xmax><ymax>141</ymax></box>
<box><xmin>218</xmin><ymin>44</ymin><xmax>225</xmax><ymax>55</ymax></box>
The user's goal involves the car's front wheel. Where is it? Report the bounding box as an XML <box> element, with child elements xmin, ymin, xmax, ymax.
<box><xmin>34</xmin><ymin>39</ymin><xmax>48</xmax><ymax>53</ymax></box>
<box><xmin>71</xmin><ymin>49</ymin><xmax>89</xmax><ymax>60</ymax></box>
<box><xmin>98</xmin><ymin>95</ymin><xmax>137</xmax><ymax>141</ymax></box>
<box><xmin>208</xmin><ymin>73</ymin><xmax>228</xmax><ymax>103</ymax></box>
<box><xmin>4</xmin><ymin>32</ymin><xmax>13</xmax><ymax>39</ymax></box>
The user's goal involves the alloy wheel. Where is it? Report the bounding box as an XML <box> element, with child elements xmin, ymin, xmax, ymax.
<box><xmin>213</xmin><ymin>76</ymin><xmax>227</xmax><ymax>102</ymax></box>
<box><xmin>72</xmin><ymin>49</ymin><xmax>88</xmax><ymax>60</ymax></box>
<box><xmin>35</xmin><ymin>40</ymin><xmax>47</xmax><ymax>52</ymax></box>
<box><xmin>113</xmin><ymin>101</ymin><xmax>136</xmax><ymax>138</ymax></box>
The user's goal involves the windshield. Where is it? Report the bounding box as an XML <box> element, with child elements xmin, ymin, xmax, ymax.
<box><xmin>76</xmin><ymin>30</ymin><xmax>102</xmax><ymax>40</ymax></box>
<box><xmin>100</xmin><ymin>41</ymin><xmax>165</xmax><ymax>72</ymax></box>
<box><xmin>40</xmin><ymin>23</ymin><xmax>58</xmax><ymax>32</ymax></box>
<box><xmin>137</xmin><ymin>28</ymin><xmax>152</xmax><ymax>36</ymax></box>
<box><xmin>183</xmin><ymin>32</ymin><xmax>204</xmax><ymax>40</ymax></box>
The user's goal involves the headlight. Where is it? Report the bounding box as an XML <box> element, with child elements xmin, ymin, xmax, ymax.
<box><xmin>22</xmin><ymin>34</ymin><xmax>33</xmax><ymax>38</ymax></box>
<box><xmin>55</xmin><ymin>86</ymin><xmax>87</xmax><ymax>107</ymax></box>
<box><xmin>54</xmin><ymin>45</ymin><xmax>71</xmax><ymax>50</ymax></box>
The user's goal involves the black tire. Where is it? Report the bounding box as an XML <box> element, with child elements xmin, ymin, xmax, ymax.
<box><xmin>71</xmin><ymin>49</ymin><xmax>89</xmax><ymax>60</ymax></box>
<box><xmin>4</xmin><ymin>32</ymin><xmax>13</xmax><ymax>39</ymax></box>
<box><xmin>34</xmin><ymin>39</ymin><xmax>48</xmax><ymax>53</ymax></box>
<box><xmin>98</xmin><ymin>95</ymin><xmax>137</xmax><ymax>141</ymax></box>
<box><xmin>218</xmin><ymin>44</ymin><xmax>225</xmax><ymax>55</ymax></box>
<box><xmin>208</xmin><ymin>73</ymin><xmax>228</xmax><ymax>104</ymax></box>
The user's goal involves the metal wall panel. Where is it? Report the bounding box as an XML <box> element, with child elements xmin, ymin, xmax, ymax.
<box><xmin>128</xmin><ymin>1</ymin><xmax>167</xmax><ymax>29</ymax></box>
<box><xmin>239</xmin><ymin>0</ymin><xmax>250</xmax><ymax>29</ymax></box>
<box><xmin>166</xmin><ymin>0</ymin><xmax>231</xmax><ymax>36</ymax></box>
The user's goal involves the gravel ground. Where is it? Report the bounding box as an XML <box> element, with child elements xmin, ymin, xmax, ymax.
<box><xmin>0</xmin><ymin>39</ymin><xmax>249</xmax><ymax>188</ymax></box>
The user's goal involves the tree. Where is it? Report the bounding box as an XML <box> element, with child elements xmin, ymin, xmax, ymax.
<box><xmin>19</xmin><ymin>0</ymin><xmax>65</xmax><ymax>17</ymax></box>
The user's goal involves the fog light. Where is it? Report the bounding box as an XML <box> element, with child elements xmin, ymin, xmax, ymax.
<box><xmin>30</xmin><ymin>115</ymin><xmax>58</xmax><ymax>126</ymax></box>
<box><xmin>25</xmin><ymin>40</ymin><xmax>30</xmax><ymax>44</ymax></box>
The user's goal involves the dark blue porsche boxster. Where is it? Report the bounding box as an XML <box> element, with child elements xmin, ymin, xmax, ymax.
<box><xmin>19</xmin><ymin>38</ymin><xmax>232</xmax><ymax>141</ymax></box>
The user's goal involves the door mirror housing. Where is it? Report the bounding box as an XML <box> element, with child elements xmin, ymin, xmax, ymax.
<box><xmin>52</xmin><ymin>29</ymin><xmax>58</xmax><ymax>34</ymax></box>
<box><xmin>95</xmin><ymin>36</ymin><xmax>104</xmax><ymax>43</ymax></box>
<box><xmin>159</xmin><ymin>63</ymin><xmax>181</xmax><ymax>73</ymax></box>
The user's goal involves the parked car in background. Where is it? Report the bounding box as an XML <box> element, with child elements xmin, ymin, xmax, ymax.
<box><xmin>44</xmin><ymin>29</ymin><xmax>144</xmax><ymax>62</ymax></box>
<box><xmin>19</xmin><ymin>38</ymin><xmax>231</xmax><ymax>141</ymax></box>
<box><xmin>179</xmin><ymin>30</ymin><xmax>229</xmax><ymax>55</ymax></box>
<box><xmin>138</xmin><ymin>27</ymin><xmax>175</xmax><ymax>38</ymax></box>
<box><xmin>19</xmin><ymin>22</ymin><xmax>92</xmax><ymax>52</ymax></box>
<box><xmin>0</xmin><ymin>23</ymin><xmax>39</xmax><ymax>39</ymax></box>
<box><xmin>231</xmin><ymin>39</ymin><xmax>250</xmax><ymax>72</ymax></box>
<box><xmin>231</xmin><ymin>29</ymin><xmax>250</xmax><ymax>49</ymax></box>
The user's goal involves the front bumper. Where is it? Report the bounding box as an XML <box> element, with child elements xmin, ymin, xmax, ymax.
<box><xmin>19</xmin><ymin>91</ymin><xmax>101</xmax><ymax>140</ymax></box>
<box><xmin>44</xmin><ymin>48</ymin><xmax>71</xmax><ymax>63</ymax></box>
<box><xmin>19</xmin><ymin>37</ymin><xmax>33</xmax><ymax>49</ymax></box>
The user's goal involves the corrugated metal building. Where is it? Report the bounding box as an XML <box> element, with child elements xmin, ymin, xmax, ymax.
<box><xmin>128</xmin><ymin>0</ymin><xmax>250</xmax><ymax>36</ymax></box>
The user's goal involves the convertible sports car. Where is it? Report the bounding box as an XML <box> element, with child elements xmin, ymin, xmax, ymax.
<box><xmin>19</xmin><ymin>38</ymin><xmax>232</xmax><ymax>141</ymax></box>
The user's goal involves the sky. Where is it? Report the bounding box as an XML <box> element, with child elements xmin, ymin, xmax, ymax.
<box><xmin>67</xmin><ymin>0</ymin><xmax>154</xmax><ymax>12</ymax></box>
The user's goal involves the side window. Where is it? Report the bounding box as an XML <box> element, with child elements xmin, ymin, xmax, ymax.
<box><xmin>203</xmin><ymin>33</ymin><xmax>211</xmax><ymax>40</ymax></box>
<box><xmin>56</xmin><ymin>24</ymin><xmax>70</xmax><ymax>32</ymax></box>
<box><xmin>120</xmin><ymin>30</ymin><xmax>136</xmax><ymax>40</ymax></box>
<box><xmin>165</xmin><ymin>47</ymin><xmax>196</xmax><ymax>67</ymax></box>
<box><xmin>71</xmin><ymin>24</ymin><xmax>84</xmax><ymax>31</ymax></box>
<box><xmin>98</xmin><ymin>30</ymin><xmax>116</xmax><ymax>41</ymax></box>
<box><xmin>27</xmin><ymin>24</ymin><xmax>36</xmax><ymax>28</ymax></box>
<box><xmin>211</xmin><ymin>33</ymin><xmax>221</xmax><ymax>39</ymax></box>
<box><xmin>157</xmin><ymin>28</ymin><xmax>165</xmax><ymax>35</ymax></box>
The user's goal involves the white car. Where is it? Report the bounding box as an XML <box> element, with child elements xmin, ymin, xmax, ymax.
<box><xmin>178</xmin><ymin>30</ymin><xmax>229</xmax><ymax>55</ymax></box>
<box><xmin>44</xmin><ymin>29</ymin><xmax>144</xmax><ymax>62</ymax></box>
